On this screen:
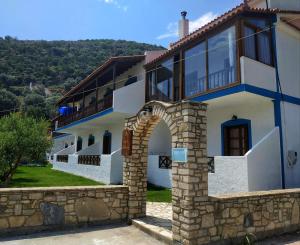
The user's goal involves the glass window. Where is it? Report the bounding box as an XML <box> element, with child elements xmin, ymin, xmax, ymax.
<box><xmin>258</xmin><ymin>32</ymin><xmax>272</xmax><ymax>65</ymax></box>
<box><xmin>184</xmin><ymin>42</ymin><xmax>206</xmax><ymax>97</ymax></box>
<box><xmin>147</xmin><ymin>70</ymin><xmax>156</xmax><ymax>100</ymax></box>
<box><xmin>208</xmin><ymin>26</ymin><xmax>237</xmax><ymax>89</ymax></box>
<box><xmin>244</xmin><ymin>26</ymin><xmax>256</xmax><ymax>60</ymax></box>
<box><xmin>243</xmin><ymin>18</ymin><xmax>272</xmax><ymax>66</ymax></box>
<box><xmin>156</xmin><ymin>59</ymin><xmax>173</xmax><ymax>101</ymax></box>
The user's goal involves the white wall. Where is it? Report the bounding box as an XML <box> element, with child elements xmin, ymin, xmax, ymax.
<box><xmin>207</xmin><ymin>99</ymin><xmax>275</xmax><ymax>156</ymax></box>
<box><xmin>55</xmin><ymin>145</ymin><xmax>76</xmax><ymax>156</ymax></box>
<box><xmin>147</xmin><ymin>121</ymin><xmax>172</xmax><ymax>188</ymax></box>
<box><xmin>110</xmin><ymin>150</ymin><xmax>123</xmax><ymax>184</ymax></box>
<box><xmin>240</xmin><ymin>56</ymin><xmax>277</xmax><ymax>92</ymax></box>
<box><xmin>209</xmin><ymin>128</ymin><xmax>282</xmax><ymax>195</ymax></box>
<box><xmin>148</xmin><ymin>121</ymin><xmax>172</xmax><ymax>155</ymax></box>
<box><xmin>208</xmin><ymin>156</ymin><xmax>248</xmax><ymax>195</ymax></box>
<box><xmin>247</xmin><ymin>127</ymin><xmax>282</xmax><ymax>191</ymax></box>
<box><xmin>113</xmin><ymin>80</ymin><xmax>145</xmax><ymax>115</ymax></box>
<box><xmin>270</xmin><ymin>0</ymin><xmax>300</xmax><ymax>10</ymax></box>
<box><xmin>281</xmin><ymin>102</ymin><xmax>300</xmax><ymax>188</ymax></box>
<box><xmin>51</xmin><ymin>135</ymin><xmax>75</xmax><ymax>154</ymax></box>
<box><xmin>52</xmin><ymin>149</ymin><xmax>123</xmax><ymax>184</ymax></box>
<box><xmin>147</xmin><ymin>155</ymin><xmax>172</xmax><ymax>188</ymax></box>
<box><xmin>276</xmin><ymin>22</ymin><xmax>300</xmax><ymax>98</ymax></box>
<box><xmin>77</xmin><ymin>142</ymin><xmax>101</xmax><ymax>155</ymax></box>
<box><xmin>74</xmin><ymin>121</ymin><xmax>124</xmax><ymax>155</ymax></box>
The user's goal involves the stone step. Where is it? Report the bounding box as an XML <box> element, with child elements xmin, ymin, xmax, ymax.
<box><xmin>131</xmin><ymin>218</ymin><xmax>172</xmax><ymax>245</ymax></box>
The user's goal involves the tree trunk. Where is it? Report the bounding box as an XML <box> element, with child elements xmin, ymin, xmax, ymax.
<box><xmin>0</xmin><ymin>156</ymin><xmax>21</xmax><ymax>188</ymax></box>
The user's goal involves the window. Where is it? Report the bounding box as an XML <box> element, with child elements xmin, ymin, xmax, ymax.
<box><xmin>146</xmin><ymin>58</ymin><xmax>174</xmax><ymax>102</ymax></box>
<box><xmin>76</xmin><ymin>136</ymin><xmax>83</xmax><ymax>152</ymax></box>
<box><xmin>184</xmin><ymin>42</ymin><xmax>206</xmax><ymax>97</ymax></box>
<box><xmin>156</xmin><ymin>59</ymin><xmax>173</xmax><ymax>101</ymax></box>
<box><xmin>208</xmin><ymin>26</ymin><xmax>237</xmax><ymax>89</ymax></box>
<box><xmin>88</xmin><ymin>134</ymin><xmax>95</xmax><ymax>146</ymax></box>
<box><xmin>147</xmin><ymin>70</ymin><xmax>156</xmax><ymax>101</ymax></box>
<box><xmin>102</xmin><ymin>130</ymin><xmax>112</xmax><ymax>154</ymax></box>
<box><xmin>243</xmin><ymin>18</ymin><xmax>272</xmax><ymax>65</ymax></box>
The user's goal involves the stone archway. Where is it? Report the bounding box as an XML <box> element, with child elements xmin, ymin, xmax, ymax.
<box><xmin>123</xmin><ymin>100</ymin><xmax>208</xmax><ymax>244</ymax></box>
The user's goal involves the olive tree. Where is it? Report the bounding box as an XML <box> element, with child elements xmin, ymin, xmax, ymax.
<box><xmin>0</xmin><ymin>113</ymin><xmax>51</xmax><ymax>186</ymax></box>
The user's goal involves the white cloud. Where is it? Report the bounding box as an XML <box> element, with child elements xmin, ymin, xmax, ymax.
<box><xmin>157</xmin><ymin>12</ymin><xmax>218</xmax><ymax>40</ymax></box>
<box><xmin>98</xmin><ymin>0</ymin><xmax>128</xmax><ymax>12</ymax></box>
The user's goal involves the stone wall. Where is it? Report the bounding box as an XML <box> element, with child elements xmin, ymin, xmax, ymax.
<box><xmin>123</xmin><ymin>100</ymin><xmax>300</xmax><ymax>245</ymax></box>
<box><xmin>0</xmin><ymin>186</ymin><xmax>128</xmax><ymax>235</ymax></box>
<box><xmin>203</xmin><ymin>189</ymin><xmax>300</xmax><ymax>244</ymax></box>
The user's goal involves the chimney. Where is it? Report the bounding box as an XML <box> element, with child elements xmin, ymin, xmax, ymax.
<box><xmin>179</xmin><ymin>11</ymin><xmax>189</xmax><ymax>39</ymax></box>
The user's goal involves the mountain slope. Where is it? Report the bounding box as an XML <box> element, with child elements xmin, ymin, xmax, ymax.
<box><xmin>0</xmin><ymin>36</ymin><xmax>164</xmax><ymax>90</ymax></box>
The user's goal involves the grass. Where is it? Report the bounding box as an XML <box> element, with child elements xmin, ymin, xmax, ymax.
<box><xmin>9</xmin><ymin>164</ymin><xmax>102</xmax><ymax>188</ymax></box>
<box><xmin>8</xmin><ymin>165</ymin><xmax>171</xmax><ymax>203</ymax></box>
<box><xmin>147</xmin><ymin>183</ymin><xmax>171</xmax><ymax>203</ymax></box>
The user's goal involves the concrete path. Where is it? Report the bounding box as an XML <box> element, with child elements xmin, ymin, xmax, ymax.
<box><xmin>0</xmin><ymin>224</ymin><xmax>164</xmax><ymax>245</ymax></box>
<box><xmin>256</xmin><ymin>231</ymin><xmax>300</xmax><ymax>245</ymax></box>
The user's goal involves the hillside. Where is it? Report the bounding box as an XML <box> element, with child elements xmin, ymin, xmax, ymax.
<box><xmin>0</xmin><ymin>36</ymin><xmax>164</xmax><ymax>118</ymax></box>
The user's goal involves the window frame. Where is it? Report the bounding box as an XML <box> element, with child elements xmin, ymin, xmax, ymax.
<box><xmin>145</xmin><ymin>14</ymin><xmax>275</xmax><ymax>103</ymax></box>
<box><xmin>242</xmin><ymin>17</ymin><xmax>274</xmax><ymax>66</ymax></box>
<box><xmin>182</xmin><ymin>19</ymin><xmax>240</xmax><ymax>100</ymax></box>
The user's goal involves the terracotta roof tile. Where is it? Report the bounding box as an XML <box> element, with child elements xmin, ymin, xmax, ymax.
<box><xmin>145</xmin><ymin>3</ymin><xmax>299</xmax><ymax>67</ymax></box>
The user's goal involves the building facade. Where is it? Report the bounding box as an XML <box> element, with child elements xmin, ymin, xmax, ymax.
<box><xmin>50</xmin><ymin>0</ymin><xmax>300</xmax><ymax>194</ymax></box>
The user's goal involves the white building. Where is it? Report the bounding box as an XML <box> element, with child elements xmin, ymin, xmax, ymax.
<box><xmin>144</xmin><ymin>0</ymin><xmax>300</xmax><ymax>194</ymax></box>
<box><xmin>50</xmin><ymin>55</ymin><xmax>147</xmax><ymax>184</ymax></box>
<box><xmin>51</xmin><ymin>0</ymin><xmax>300</xmax><ymax>195</ymax></box>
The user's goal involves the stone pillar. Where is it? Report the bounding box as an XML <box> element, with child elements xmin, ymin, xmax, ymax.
<box><xmin>171</xmin><ymin>102</ymin><xmax>208</xmax><ymax>245</ymax></box>
<box><xmin>123</xmin><ymin>101</ymin><xmax>209</xmax><ymax>244</ymax></box>
<box><xmin>123</xmin><ymin>115</ymin><xmax>160</xmax><ymax>219</ymax></box>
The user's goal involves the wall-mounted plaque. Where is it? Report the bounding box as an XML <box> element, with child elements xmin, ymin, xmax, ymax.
<box><xmin>172</xmin><ymin>148</ymin><xmax>187</xmax><ymax>163</ymax></box>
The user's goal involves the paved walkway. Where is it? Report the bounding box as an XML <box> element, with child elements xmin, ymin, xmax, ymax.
<box><xmin>144</xmin><ymin>202</ymin><xmax>300</xmax><ymax>245</ymax></box>
<box><xmin>146</xmin><ymin>202</ymin><xmax>172</xmax><ymax>231</ymax></box>
<box><xmin>0</xmin><ymin>224</ymin><xmax>164</xmax><ymax>245</ymax></box>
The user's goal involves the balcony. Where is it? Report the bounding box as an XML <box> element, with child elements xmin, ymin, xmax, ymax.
<box><xmin>53</xmin><ymin>78</ymin><xmax>145</xmax><ymax>131</ymax></box>
<box><xmin>55</xmin><ymin>95</ymin><xmax>113</xmax><ymax>129</ymax></box>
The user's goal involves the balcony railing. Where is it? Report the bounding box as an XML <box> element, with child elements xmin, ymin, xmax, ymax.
<box><xmin>208</xmin><ymin>157</ymin><xmax>215</xmax><ymax>173</ymax></box>
<box><xmin>57</xmin><ymin>155</ymin><xmax>68</xmax><ymax>163</ymax></box>
<box><xmin>159</xmin><ymin>156</ymin><xmax>172</xmax><ymax>169</ymax></box>
<box><xmin>78</xmin><ymin>155</ymin><xmax>101</xmax><ymax>166</ymax></box>
<box><xmin>55</xmin><ymin>95</ymin><xmax>113</xmax><ymax>129</ymax></box>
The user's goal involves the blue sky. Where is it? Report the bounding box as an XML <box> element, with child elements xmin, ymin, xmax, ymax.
<box><xmin>0</xmin><ymin>0</ymin><xmax>243</xmax><ymax>47</ymax></box>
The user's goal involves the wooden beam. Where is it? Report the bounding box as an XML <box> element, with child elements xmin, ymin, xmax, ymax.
<box><xmin>179</xmin><ymin>50</ymin><xmax>184</xmax><ymax>100</ymax></box>
<box><xmin>113</xmin><ymin>64</ymin><xmax>117</xmax><ymax>90</ymax></box>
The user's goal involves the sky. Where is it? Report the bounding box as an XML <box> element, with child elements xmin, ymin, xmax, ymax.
<box><xmin>0</xmin><ymin>0</ymin><xmax>243</xmax><ymax>47</ymax></box>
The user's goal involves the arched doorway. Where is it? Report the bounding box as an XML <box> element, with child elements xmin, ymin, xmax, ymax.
<box><xmin>123</xmin><ymin>101</ymin><xmax>208</xmax><ymax>244</ymax></box>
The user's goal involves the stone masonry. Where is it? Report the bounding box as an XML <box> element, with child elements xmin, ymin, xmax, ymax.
<box><xmin>123</xmin><ymin>101</ymin><xmax>208</xmax><ymax>244</ymax></box>
<box><xmin>1</xmin><ymin>100</ymin><xmax>300</xmax><ymax>245</ymax></box>
<box><xmin>0</xmin><ymin>186</ymin><xmax>128</xmax><ymax>235</ymax></box>
<box><xmin>123</xmin><ymin>100</ymin><xmax>300</xmax><ymax>245</ymax></box>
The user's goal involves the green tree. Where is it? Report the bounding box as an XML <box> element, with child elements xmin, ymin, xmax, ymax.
<box><xmin>0</xmin><ymin>113</ymin><xmax>51</xmax><ymax>186</ymax></box>
<box><xmin>24</xmin><ymin>93</ymin><xmax>47</xmax><ymax>119</ymax></box>
<box><xmin>63</xmin><ymin>77</ymin><xmax>79</xmax><ymax>92</ymax></box>
<box><xmin>0</xmin><ymin>89</ymin><xmax>19</xmax><ymax>114</ymax></box>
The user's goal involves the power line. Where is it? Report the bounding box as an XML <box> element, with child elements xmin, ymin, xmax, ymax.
<box><xmin>1</xmin><ymin>15</ymin><xmax>300</xmax><ymax>114</ymax></box>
